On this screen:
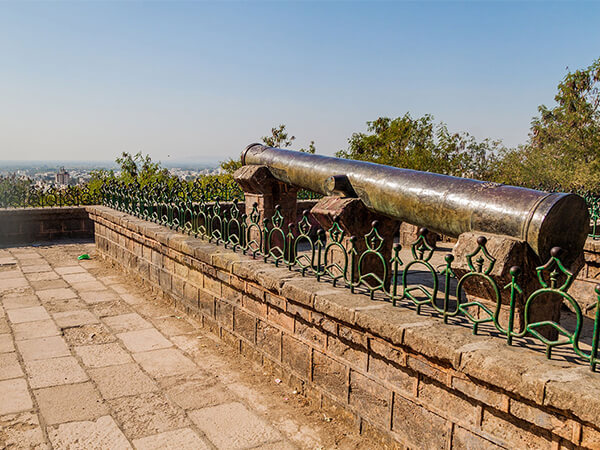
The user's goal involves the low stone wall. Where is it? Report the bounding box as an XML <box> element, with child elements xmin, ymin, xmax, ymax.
<box><xmin>88</xmin><ymin>205</ymin><xmax>600</xmax><ymax>449</ymax></box>
<box><xmin>0</xmin><ymin>207</ymin><xmax>94</xmax><ymax>247</ymax></box>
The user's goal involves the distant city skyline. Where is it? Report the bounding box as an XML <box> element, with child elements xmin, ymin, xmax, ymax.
<box><xmin>1</xmin><ymin>1</ymin><xmax>599</xmax><ymax>163</ymax></box>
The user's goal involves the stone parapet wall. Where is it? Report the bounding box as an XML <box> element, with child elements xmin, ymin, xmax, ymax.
<box><xmin>88</xmin><ymin>205</ymin><xmax>600</xmax><ymax>449</ymax></box>
<box><xmin>0</xmin><ymin>207</ymin><xmax>94</xmax><ymax>247</ymax></box>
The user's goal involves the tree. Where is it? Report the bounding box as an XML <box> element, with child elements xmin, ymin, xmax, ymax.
<box><xmin>336</xmin><ymin>114</ymin><xmax>499</xmax><ymax>180</ymax></box>
<box><xmin>495</xmin><ymin>57</ymin><xmax>600</xmax><ymax>191</ymax></box>
<box><xmin>114</xmin><ymin>152</ymin><xmax>173</xmax><ymax>186</ymax></box>
<box><xmin>261</xmin><ymin>124</ymin><xmax>296</xmax><ymax>148</ymax></box>
<box><xmin>219</xmin><ymin>158</ymin><xmax>242</xmax><ymax>174</ymax></box>
<box><xmin>219</xmin><ymin>124</ymin><xmax>317</xmax><ymax>173</ymax></box>
<box><xmin>299</xmin><ymin>140</ymin><xmax>316</xmax><ymax>154</ymax></box>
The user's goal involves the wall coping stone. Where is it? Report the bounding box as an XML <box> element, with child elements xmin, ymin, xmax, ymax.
<box><xmin>86</xmin><ymin>205</ymin><xmax>600</xmax><ymax>428</ymax></box>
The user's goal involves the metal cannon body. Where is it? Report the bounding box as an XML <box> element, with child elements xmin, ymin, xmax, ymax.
<box><xmin>241</xmin><ymin>144</ymin><xmax>589</xmax><ymax>260</ymax></box>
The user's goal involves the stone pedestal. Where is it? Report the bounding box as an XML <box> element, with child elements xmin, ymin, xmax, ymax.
<box><xmin>310</xmin><ymin>196</ymin><xmax>400</xmax><ymax>284</ymax></box>
<box><xmin>452</xmin><ymin>232</ymin><xmax>584</xmax><ymax>339</ymax></box>
<box><xmin>234</xmin><ymin>165</ymin><xmax>298</xmax><ymax>251</ymax></box>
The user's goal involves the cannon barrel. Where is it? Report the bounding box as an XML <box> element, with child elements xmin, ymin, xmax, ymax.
<box><xmin>241</xmin><ymin>143</ymin><xmax>589</xmax><ymax>260</ymax></box>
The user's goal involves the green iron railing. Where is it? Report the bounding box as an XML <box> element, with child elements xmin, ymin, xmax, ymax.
<box><xmin>0</xmin><ymin>176</ymin><xmax>320</xmax><ymax>208</ymax></box>
<box><xmin>103</xmin><ymin>183</ymin><xmax>600</xmax><ymax>372</ymax></box>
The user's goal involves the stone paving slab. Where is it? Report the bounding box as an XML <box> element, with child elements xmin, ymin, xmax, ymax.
<box><xmin>132</xmin><ymin>428</ymin><xmax>210</xmax><ymax>450</ymax></box>
<box><xmin>189</xmin><ymin>402</ymin><xmax>282</xmax><ymax>449</ymax></box>
<box><xmin>75</xmin><ymin>342</ymin><xmax>133</xmax><ymax>368</ymax></box>
<box><xmin>48</xmin><ymin>415</ymin><xmax>131</xmax><ymax>449</ymax></box>
<box><xmin>13</xmin><ymin>319</ymin><xmax>60</xmax><ymax>341</ymax></box>
<box><xmin>0</xmin><ymin>352</ymin><xmax>24</xmax><ymax>380</ymax></box>
<box><xmin>89</xmin><ymin>363</ymin><xmax>157</xmax><ymax>399</ymax></box>
<box><xmin>25</xmin><ymin>356</ymin><xmax>89</xmax><ymax>388</ymax></box>
<box><xmin>16</xmin><ymin>335</ymin><xmax>70</xmax><ymax>361</ymax></box>
<box><xmin>0</xmin><ymin>411</ymin><xmax>46</xmax><ymax>449</ymax></box>
<box><xmin>0</xmin><ymin>334</ymin><xmax>14</xmax><ymax>353</ymax></box>
<box><xmin>0</xmin><ymin>243</ymin><xmax>372</xmax><ymax>450</ymax></box>
<box><xmin>34</xmin><ymin>382</ymin><xmax>109</xmax><ymax>424</ymax></box>
<box><xmin>0</xmin><ymin>378</ymin><xmax>33</xmax><ymax>415</ymax></box>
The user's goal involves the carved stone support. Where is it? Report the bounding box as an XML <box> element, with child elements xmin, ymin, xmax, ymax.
<box><xmin>233</xmin><ymin>165</ymin><xmax>298</xmax><ymax>252</ymax></box>
<box><xmin>310</xmin><ymin>196</ymin><xmax>400</xmax><ymax>283</ymax></box>
<box><xmin>452</xmin><ymin>232</ymin><xmax>584</xmax><ymax>339</ymax></box>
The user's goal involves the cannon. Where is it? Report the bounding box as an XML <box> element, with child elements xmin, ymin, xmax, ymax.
<box><xmin>241</xmin><ymin>143</ymin><xmax>589</xmax><ymax>260</ymax></box>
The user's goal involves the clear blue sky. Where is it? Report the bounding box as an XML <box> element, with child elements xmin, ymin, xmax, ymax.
<box><xmin>0</xmin><ymin>1</ymin><xmax>599</xmax><ymax>164</ymax></box>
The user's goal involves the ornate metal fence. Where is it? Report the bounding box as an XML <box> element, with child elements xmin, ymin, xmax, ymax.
<box><xmin>0</xmin><ymin>176</ymin><xmax>321</xmax><ymax>208</ymax></box>
<box><xmin>103</xmin><ymin>183</ymin><xmax>600</xmax><ymax>372</ymax></box>
<box><xmin>585</xmin><ymin>194</ymin><xmax>600</xmax><ymax>239</ymax></box>
<box><xmin>0</xmin><ymin>182</ymin><xmax>101</xmax><ymax>208</ymax></box>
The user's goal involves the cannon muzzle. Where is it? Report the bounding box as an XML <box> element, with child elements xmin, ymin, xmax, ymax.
<box><xmin>241</xmin><ymin>143</ymin><xmax>589</xmax><ymax>260</ymax></box>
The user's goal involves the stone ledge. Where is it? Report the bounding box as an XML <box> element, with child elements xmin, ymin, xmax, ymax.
<box><xmin>88</xmin><ymin>205</ymin><xmax>600</xmax><ymax>447</ymax></box>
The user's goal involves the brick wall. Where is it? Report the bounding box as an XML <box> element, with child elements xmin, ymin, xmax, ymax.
<box><xmin>0</xmin><ymin>207</ymin><xmax>94</xmax><ymax>247</ymax></box>
<box><xmin>88</xmin><ymin>205</ymin><xmax>600</xmax><ymax>449</ymax></box>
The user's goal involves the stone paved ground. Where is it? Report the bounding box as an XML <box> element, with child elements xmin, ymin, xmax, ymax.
<box><xmin>0</xmin><ymin>242</ymin><xmax>380</xmax><ymax>450</ymax></box>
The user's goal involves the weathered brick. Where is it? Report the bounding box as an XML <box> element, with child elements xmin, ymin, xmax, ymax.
<box><xmin>286</xmin><ymin>301</ymin><xmax>310</xmax><ymax>322</ymax></box>
<box><xmin>242</xmin><ymin>294</ymin><xmax>267</xmax><ymax>317</ymax></box>
<box><xmin>451</xmin><ymin>376</ymin><xmax>507</xmax><ymax>412</ymax></box>
<box><xmin>159</xmin><ymin>270</ymin><xmax>172</xmax><ymax>291</ymax></box>
<box><xmin>294</xmin><ymin>317</ymin><xmax>326</xmax><ymax>349</ymax></box>
<box><xmin>407</xmin><ymin>355</ymin><xmax>447</xmax><ymax>384</ymax></box>
<box><xmin>174</xmin><ymin>262</ymin><xmax>189</xmax><ymax>279</ymax></box>
<box><xmin>480</xmin><ymin>408</ymin><xmax>553</xmax><ymax>449</ymax></box>
<box><xmin>149</xmin><ymin>264</ymin><xmax>160</xmax><ymax>284</ymax></box>
<box><xmin>313</xmin><ymin>351</ymin><xmax>347</xmax><ymax>401</ymax></box>
<box><xmin>264</xmin><ymin>292</ymin><xmax>286</xmax><ymax>310</ymax></box>
<box><xmin>367</xmin><ymin>353</ymin><xmax>413</xmax><ymax>396</ymax></box>
<box><xmin>452</xmin><ymin>426</ymin><xmax>504</xmax><ymax>450</ymax></box>
<box><xmin>256</xmin><ymin>320</ymin><xmax>281</xmax><ymax>360</ymax></box>
<box><xmin>310</xmin><ymin>311</ymin><xmax>337</xmax><ymax>335</ymax></box>
<box><xmin>267</xmin><ymin>305</ymin><xmax>294</xmax><ymax>332</ymax></box>
<box><xmin>183</xmin><ymin>283</ymin><xmax>198</xmax><ymax>305</ymax></box>
<box><xmin>233</xmin><ymin>308</ymin><xmax>256</xmax><ymax>342</ymax></box>
<box><xmin>202</xmin><ymin>315</ymin><xmax>219</xmax><ymax>335</ymax></box>
<box><xmin>163</xmin><ymin>256</ymin><xmax>174</xmax><ymax>272</ymax></box>
<box><xmin>369</xmin><ymin>338</ymin><xmax>406</xmax><ymax>367</ymax></box>
<box><xmin>282</xmin><ymin>335</ymin><xmax>310</xmax><ymax>378</ymax></box>
<box><xmin>215</xmin><ymin>269</ymin><xmax>230</xmax><ymax>284</ymax></box>
<box><xmin>215</xmin><ymin>300</ymin><xmax>234</xmax><ymax>329</ymax></box>
<box><xmin>220</xmin><ymin>327</ymin><xmax>240</xmax><ymax>350</ymax></box>
<box><xmin>327</xmin><ymin>335</ymin><xmax>366</xmax><ymax>369</ymax></box>
<box><xmin>187</xmin><ymin>268</ymin><xmax>203</xmax><ymax>287</ymax></box>
<box><xmin>198</xmin><ymin>289</ymin><xmax>215</xmax><ymax>317</ymax></box>
<box><xmin>349</xmin><ymin>370</ymin><xmax>390</xmax><ymax>428</ymax></box>
<box><xmin>392</xmin><ymin>393</ymin><xmax>448</xmax><ymax>449</ymax></box>
<box><xmin>240</xmin><ymin>340</ymin><xmax>263</xmax><ymax>365</ymax></box>
<box><xmin>229</xmin><ymin>274</ymin><xmax>245</xmax><ymax>291</ymax></box>
<box><xmin>338</xmin><ymin>324</ymin><xmax>368</xmax><ymax>349</ymax></box>
<box><xmin>509</xmin><ymin>398</ymin><xmax>573</xmax><ymax>440</ymax></box>
<box><xmin>203</xmin><ymin>275</ymin><xmax>221</xmax><ymax>296</ymax></box>
<box><xmin>172</xmin><ymin>275</ymin><xmax>185</xmax><ymax>298</ymax></box>
<box><xmin>221</xmin><ymin>283</ymin><xmax>242</xmax><ymax>304</ymax></box>
<box><xmin>418</xmin><ymin>379</ymin><xmax>478</xmax><ymax>426</ymax></box>
<box><xmin>151</xmin><ymin>249</ymin><xmax>162</xmax><ymax>267</ymax></box>
<box><xmin>581</xmin><ymin>424</ymin><xmax>600</xmax><ymax>448</ymax></box>
<box><xmin>246</xmin><ymin>283</ymin><xmax>266</xmax><ymax>302</ymax></box>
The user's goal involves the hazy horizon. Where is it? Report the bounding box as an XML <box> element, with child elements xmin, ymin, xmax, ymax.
<box><xmin>1</xmin><ymin>1</ymin><xmax>599</xmax><ymax>163</ymax></box>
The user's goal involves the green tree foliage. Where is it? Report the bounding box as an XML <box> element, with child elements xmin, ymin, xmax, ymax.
<box><xmin>218</xmin><ymin>158</ymin><xmax>242</xmax><ymax>175</ymax></box>
<box><xmin>114</xmin><ymin>152</ymin><xmax>173</xmax><ymax>186</ymax></box>
<box><xmin>336</xmin><ymin>114</ymin><xmax>500</xmax><ymax>180</ymax></box>
<box><xmin>262</xmin><ymin>124</ymin><xmax>296</xmax><ymax>148</ymax></box>
<box><xmin>495</xmin><ymin>57</ymin><xmax>600</xmax><ymax>191</ymax></box>
<box><xmin>219</xmin><ymin>124</ymin><xmax>316</xmax><ymax>174</ymax></box>
<box><xmin>299</xmin><ymin>140</ymin><xmax>316</xmax><ymax>154</ymax></box>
